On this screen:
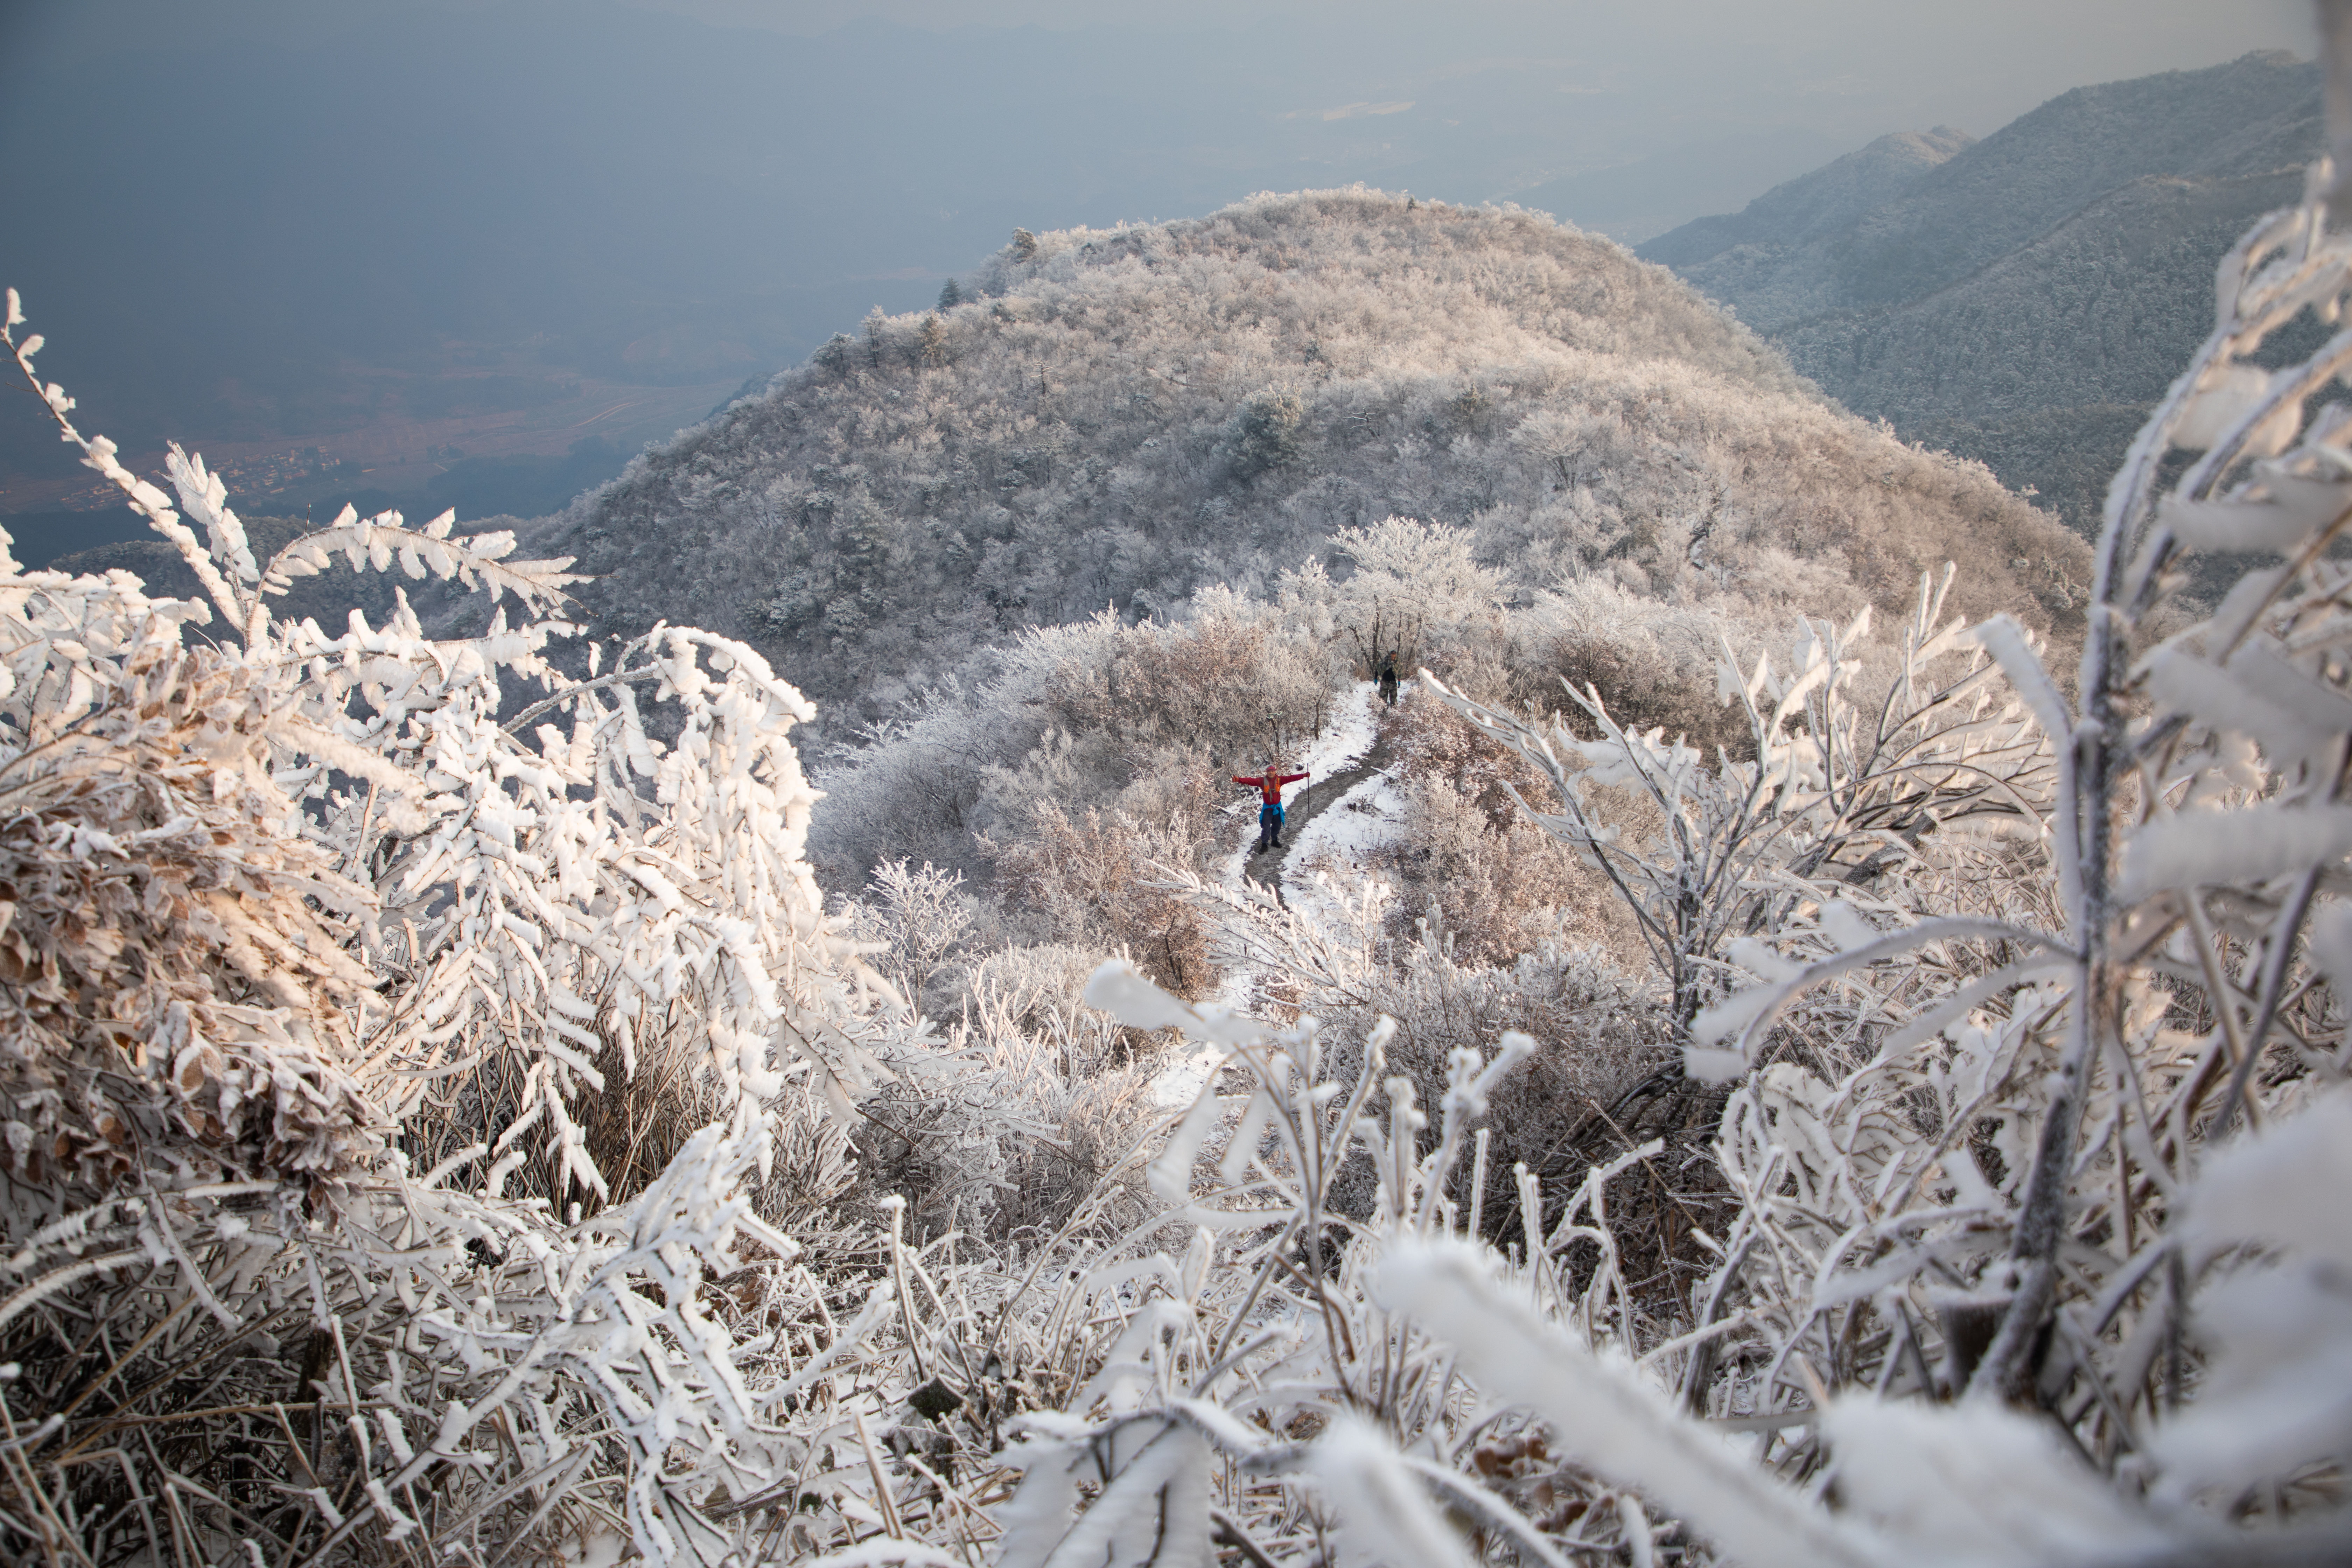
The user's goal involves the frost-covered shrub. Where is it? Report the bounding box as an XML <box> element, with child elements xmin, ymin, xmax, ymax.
<box><xmin>1514</xmin><ymin>580</ymin><xmax>1762</xmax><ymax>754</ymax></box>
<box><xmin>1281</xmin><ymin>514</ymin><xmax>1511</xmax><ymax>683</ymax></box>
<box><xmin>955</xmin><ymin>939</ymin><xmax>1106</xmax><ymax>1031</ymax></box>
<box><xmin>0</xmin><ymin>583</ymin><xmax>381</xmax><ymax>1201</ymax></box>
<box><xmin>807</xmin><ymin>624</ymin><xmax>1102</xmax><ymax>885</ymax></box>
<box><xmin>1041</xmin><ymin>590</ymin><xmax>1337</xmax><ymax>769</ymax></box>
<box><xmin>0</xmin><ymin>297</ymin><xmax>906</xmax><ymax>1568</ymax></box>
<box><xmin>811</xmin><ymin>597</ymin><xmax>1342</xmax><ymax>896</ymax></box>
<box><xmin>1372</xmin><ymin>686</ymin><xmax>1633</xmax><ymax>967</ymax></box>
<box><xmin>950</xmin><ymin>961</ymin><xmax>1720</xmax><ymax>1568</ymax></box>
<box><xmin>1536</xmin><ymin>629</ymin><xmax>1743</xmax><ymax>747</ymax></box>
<box><xmin>1316</xmin><ymin>924</ymin><xmax>1675</xmax><ymax>1232</ymax></box>
<box><xmin>841</xmin><ymin>856</ymin><xmax>980</xmax><ymax>1016</ymax></box>
<box><xmin>845</xmin><ymin>940</ymin><xmax>1163</xmax><ymax>1241</ymax></box>
<box><xmin>1230</xmin><ymin>386</ymin><xmax>1306</xmax><ymax>475</ymax></box>
<box><xmin>1437</xmin><ymin>568</ymin><xmax>2053</xmax><ymax>1030</ymax></box>
<box><xmin>988</xmin><ymin>800</ymin><xmax>1218</xmax><ymax>996</ymax></box>
<box><xmin>1393</xmin><ymin>766</ymin><xmax>1602</xmax><ymax>959</ymax></box>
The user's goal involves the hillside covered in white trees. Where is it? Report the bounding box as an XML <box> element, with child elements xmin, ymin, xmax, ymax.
<box><xmin>10</xmin><ymin>19</ymin><xmax>2352</xmax><ymax>1568</ymax></box>
<box><xmin>537</xmin><ymin>190</ymin><xmax>2085</xmax><ymax>732</ymax></box>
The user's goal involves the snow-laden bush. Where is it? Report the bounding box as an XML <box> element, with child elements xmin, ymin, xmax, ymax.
<box><xmin>838</xmin><ymin>930</ymin><xmax>1166</xmax><ymax>1244</ymax></box>
<box><xmin>841</xmin><ymin>857</ymin><xmax>980</xmax><ymax>1017</ymax></box>
<box><xmin>989</xmin><ymin>796</ymin><xmax>1222</xmax><ymax>997</ymax></box>
<box><xmin>1363</xmin><ymin>685</ymin><xmax>1636</xmax><ymax>966</ymax></box>
<box><xmin>1511</xmin><ymin>575</ymin><xmax>1762</xmax><ymax>755</ymax></box>
<box><xmin>0</xmin><ymin>295</ymin><xmax>905</xmax><ymax>1566</ymax></box>
<box><xmin>1434</xmin><ymin>562</ymin><xmax>2054</xmax><ymax>1036</ymax></box>
<box><xmin>1042</xmin><ymin>588</ymin><xmax>1338</xmax><ymax>774</ymax></box>
<box><xmin>1276</xmin><ymin>515</ymin><xmax>1511</xmax><ymax>684</ymax></box>
<box><xmin>810</xmin><ymin>593</ymin><xmax>1340</xmax><ymax>899</ymax></box>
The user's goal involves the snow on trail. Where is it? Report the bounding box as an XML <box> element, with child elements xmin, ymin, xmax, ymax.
<box><xmin>1152</xmin><ymin>681</ymin><xmax>1401</xmax><ymax>1106</ymax></box>
<box><xmin>1209</xmin><ymin>679</ymin><xmax>1380</xmax><ymax>895</ymax></box>
<box><xmin>1281</xmin><ymin>768</ymin><xmax>1409</xmax><ymax>937</ymax></box>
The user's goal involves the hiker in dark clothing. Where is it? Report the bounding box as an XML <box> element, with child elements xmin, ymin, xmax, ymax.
<box><xmin>1378</xmin><ymin>651</ymin><xmax>1399</xmax><ymax>708</ymax></box>
<box><xmin>1234</xmin><ymin>766</ymin><xmax>1308</xmax><ymax>854</ymax></box>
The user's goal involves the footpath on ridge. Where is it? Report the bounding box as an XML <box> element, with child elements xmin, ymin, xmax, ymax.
<box><xmin>1155</xmin><ymin>682</ymin><xmax>1407</xmax><ymax>1106</ymax></box>
<box><xmin>1245</xmin><ymin>727</ymin><xmax>1397</xmax><ymax>905</ymax></box>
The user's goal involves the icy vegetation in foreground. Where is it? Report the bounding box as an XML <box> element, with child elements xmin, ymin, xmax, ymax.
<box><xmin>9</xmin><ymin>24</ymin><xmax>2352</xmax><ymax>1568</ymax></box>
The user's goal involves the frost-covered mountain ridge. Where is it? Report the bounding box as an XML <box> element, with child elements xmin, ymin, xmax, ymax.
<box><xmin>538</xmin><ymin>188</ymin><xmax>2084</xmax><ymax>733</ymax></box>
<box><xmin>1640</xmin><ymin>50</ymin><xmax>2321</xmax><ymax>531</ymax></box>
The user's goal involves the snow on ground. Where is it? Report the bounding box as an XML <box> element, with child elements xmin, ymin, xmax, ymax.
<box><xmin>1154</xmin><ymin>681</ymin><xmax>1394</xmax><ymax>1106</ymax></box>
<box><xmin>1279</xmin><ymin>678</ymin><xmax>1409</xmax><ymax>941</ymax></box>
<box><xmin>1152</xmin><ymin>1027</ymin><xmax>1239</xmax><ymax>1108</ymax></box>
<box><xmin>1283</xmin><ymin>769</ymin><xmax>1409</xmax><ymax>938</ymax></box>
<box><xmin>1304</xmin><ymin>680</ymin><xmax>1383</xmax><ymax>777</ymax></box>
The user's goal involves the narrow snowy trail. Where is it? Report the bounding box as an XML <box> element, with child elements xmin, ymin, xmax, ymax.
<box><xmin>1245</xmin><ymin>726</ymin><xmax>1396</xmax><ymax>902</ymax></box>
<box><xmin>1153</xmin><ymin>681</ymin><xmax>1410</xmax><ymax>1105</ymax></box>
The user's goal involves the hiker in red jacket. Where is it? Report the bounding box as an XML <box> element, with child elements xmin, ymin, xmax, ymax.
<box><xmin>1234</xmin><ymin>765</ymin><xmax>1308</xmax><ymax>854</ymax></box>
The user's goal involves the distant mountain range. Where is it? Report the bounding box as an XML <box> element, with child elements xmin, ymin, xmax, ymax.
<box><xmin>530</xmin><ymin>189</ymin><xmax>2084</xmax><ymax>736</ymax></box>
<box><xmin>1638</xmin><ymin>50</ymin><xmax>2320</xmax><ymax>534</ymax></box>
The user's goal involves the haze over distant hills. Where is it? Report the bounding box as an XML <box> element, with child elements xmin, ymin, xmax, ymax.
<box><xmin>0</xmin><ymin>0</ymin><xmax>2306</xmax><ymax>563</ymax></box>
<box><xmin>1639</xmin><ymin>51</ymin><xmax>2321</xmax><ymax>532</ymax></box>
<box><xmin>1639</xmin><ymin>127</ymin><xmax>1982</xmax><ymax>274</ymax></box>
<box><xmin>0</xmin><ymin>1</ymin><xmax>1866</xmax><ymax>535</ymax></box>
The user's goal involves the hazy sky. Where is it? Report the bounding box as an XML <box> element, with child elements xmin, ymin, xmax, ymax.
<box><xmin>9</xmin><ymin>1</ymin><xmax>2315</xmax><ymax>171</ymax></box>
<box><xmin>5</xmin><ymin>0</ymin><xmax>2315</xmax><ymax>230</ymax></box>
<box><xmin>625</xmin><ymin>0</ymin><xmax>2314</xmax><ymax>136</ymax></box>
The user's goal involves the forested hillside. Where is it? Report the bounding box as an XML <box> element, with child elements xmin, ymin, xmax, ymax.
<box><xmin>539</xmin><ymin>188</ymin><xmax>2084</xmax><ymax>736</ymax></box>
<box><xmin>1642</xmin><ymin>50</ymin><xmax>2320</xmax><ymax>530</ymax></box>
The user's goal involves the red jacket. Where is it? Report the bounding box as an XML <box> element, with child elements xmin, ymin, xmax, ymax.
<box><xmin>1234</xmin><ymin>770</ymin><xmax>1307</xmax><ymax>806</ymax></box>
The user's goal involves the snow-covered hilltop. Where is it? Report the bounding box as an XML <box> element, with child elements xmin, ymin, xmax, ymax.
<box><xmin>539</xmin><ymin>188</ymin><xmax>2084</xmax><ymax>729</ymax></box>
